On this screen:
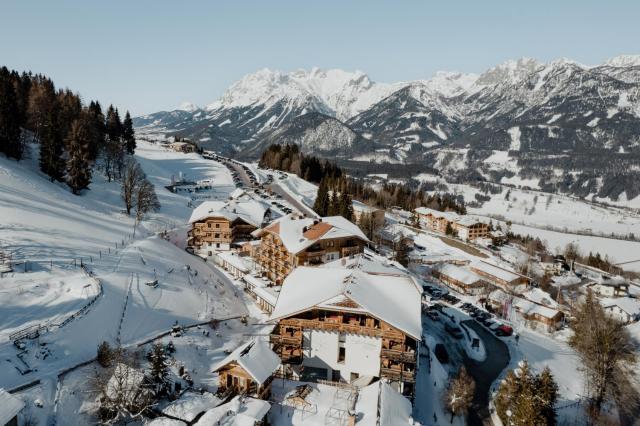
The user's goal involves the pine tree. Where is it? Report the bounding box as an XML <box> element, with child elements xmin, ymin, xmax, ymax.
<box><xmin>66</xmin><ymin>117</ymin><xmax>93</xmax><ymax>194</ymax></box>
<box><xmin>0</xmin><ymin>74</ymin><xmax>23</xmax><ymax>160</ymax></box>
<box><xmin>149</xmin><ymin>343</ymin><xmax>168</xmax><ymax>385</ymax></box>
<box><xmin>87</xmin><ymin>101</ymin><xmax>106</xmax><ymax>161</ymax></box>
<box><xmin>122</xmin><ymin>111</ymin><xmax>136</xmax><ymax>155</ymax></box>
<box><xmin>536</xmin><ymin>367</ymin><xmax>558</xmax><ymax>425</ymax></box>
<box><xmin>339</xmin><ymin>191</ymin><xmax>354</xmax><ymax>222</ymax></box>
<box><xmin>39</xmin><ymin>108</ymin><xmax>65</xmax><ymax>181</ymax></box>
<box><xmin>313</xmin><ymin>178</ymin><xmax>330</xmax><ymax>216</ymax></box>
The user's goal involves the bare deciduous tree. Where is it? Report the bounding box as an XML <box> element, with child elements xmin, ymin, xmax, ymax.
<box><xmin>120</xmin><ymin>158</ymin><xmax>144</xmax><ymax>215</ymax></box>
<box><xmin>569</xmin><ymin>290</ymin><xmax>637</xmax><ymax>420</ymax></box>
<box><xmin>133</xmin><ymin>178</ymin><xmax>160</xmax><ymax>237</ymax></box>
<box><xmin>446</xmin><ymin>366</ymin><xmax>475</xmax><ymax>422</ymax></box>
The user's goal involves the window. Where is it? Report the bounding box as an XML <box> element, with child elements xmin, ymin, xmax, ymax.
<box><xmin>216</xmin><ymin>223</ymin><xmax>220</xmax><ymax>228</ymax></box>
<box><xmin>207</xmin><ymin>223</ymin><xmax>211</xmax><ymax>228</ymax></box>
<box><xmin>215</xmin><ymin>233</ymin><xmax>220</xmax><ymax>238</ymax></box>
<box><xmin>338</xmin><ymin>347</ymin><xmax>346</xmax><ymax>363</ymax></box>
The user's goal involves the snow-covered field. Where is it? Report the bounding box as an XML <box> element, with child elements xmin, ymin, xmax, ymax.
<box><xmin>0</xmin><ymin>141</ymin><xmax>255</xmax><ymax>426</ymax></box>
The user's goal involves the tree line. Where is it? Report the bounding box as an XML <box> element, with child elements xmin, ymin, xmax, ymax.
<box><xmin>259</xmin><ymin>143</ymin><xmax>466</xmax><ymax>222</ymax></box>
<box><xmin>0</xmin><ymin>66</ymin><xmax>136</xmax><ymax>194</ymax></box>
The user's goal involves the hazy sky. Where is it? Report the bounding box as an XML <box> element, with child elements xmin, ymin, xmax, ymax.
<box><xmin>2</xmin><ymin>0</ymin><xmax>638</xmax><ymax>115</ymax></box>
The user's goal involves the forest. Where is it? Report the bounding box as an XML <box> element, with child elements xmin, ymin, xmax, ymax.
<box><xmin>0</xmin><ymin>66</ymin><xmax>136</xmax><ymax>194</ymax></box>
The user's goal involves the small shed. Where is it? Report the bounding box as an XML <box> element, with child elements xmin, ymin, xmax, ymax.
<box><xmin>212</xmin><ymin>339</ymin><xmax>281</xmax><ymax>399</ymax></box>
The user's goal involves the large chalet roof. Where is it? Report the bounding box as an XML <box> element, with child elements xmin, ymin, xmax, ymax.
<box><xmin>270</xmin><ymin>266</ymin><xmax>422</xmax><ymax>340</ymax></box>
<box><xmin>255</xmin><ymin>214</ymin><xmax>369</xmax><ymax>254</ymax></box>
<box><xmin>212</xmin><ymin>338</ymin><xmax>280</xmax><ymax>385</ymax></box>
<box><xmin>414</xmin><ymin>207</ymin><xmax>459</xmax><ymax>221</ymax></box>
<box><xmin>0</xmin><ymin>389</ymin><xmax>24</xmax><ymax>426</ymax></box>
<box><xmin>435</xmin><ymin>263</ymin><xmax>484</xmax><ymax>285</ymax></box>
<box><xmin>189</xmin><ymin>199</ymin><xmax>271</xmax><ymax>228</ymax></box>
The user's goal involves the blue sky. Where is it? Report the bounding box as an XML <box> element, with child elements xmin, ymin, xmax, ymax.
<box><xmin>1</xmin><ymin>0</ymin><xmax>637</xmax><ymax>115</ymax></box>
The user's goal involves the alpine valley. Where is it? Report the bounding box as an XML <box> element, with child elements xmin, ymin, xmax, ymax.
<box><xmin>134</xmin><ymin>56</ymin><xmax>640</xmax><ymax>204</ymax></box>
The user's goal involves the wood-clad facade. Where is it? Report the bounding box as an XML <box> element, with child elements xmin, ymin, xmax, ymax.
<box><xmin>255</xmin><ymin>227</ymin><xmax>366</xmax><ymax>285</ymax></box>
<box><xmin>188</xmin><ymin>216</ymin><xmax>258</xmax><ymax>254</ymax></box>
<box><xmin>215</xmin><ymin>361</ymin><xmax>273</xmax><ymax>400</ymax></box>
<box><xmin>270</xmin><ymin>308</ymin><xmax>418</xmax><ymax>399</ymax></box>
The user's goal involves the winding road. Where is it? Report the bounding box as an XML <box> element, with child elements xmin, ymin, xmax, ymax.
<box><xmin>462</xmin><ymin>320</ymin><xmax>511</xmax><ymax>426</ymax></box>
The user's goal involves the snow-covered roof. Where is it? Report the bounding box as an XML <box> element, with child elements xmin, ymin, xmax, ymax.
<box><xmin>321</xmin><ymin>251</ymin><xmax>409</xmax><ymax>278</ymax></box>
<box><xmin>352</xmin><ymin>200</ymin><xmax>381</xmax><ymax>213</ymax></box>
<box><xmin>520</xmin><ymin>288</ymin><xmax>558</xmax><ymax>308</ymax></box>
<box><xmin>455</xmin><ymin>215</ymin><xmax>487</xmax><ymax>227</ymax></box>
<box><xmin>212</xmin><ymin>339</ymin><xmax>280</xmax><ymax>385</ymax></box>
<box><xmin>243</xmin><ymin>274</ymin><xmax>280</xmax><ymax>305</ymax></box>
<box><xmin>257</xmin><ymin>214</ymin><xmax>369</xmax><ymax>254</ymax></box>
<box><xmin>415</xmin><ymin>207</ymin><xmax>459</xmax><ymax>222</ymax></box>
<box><xmin>0</xmin><ymin>389</ymin><xmax>24</xmax><ymax>425</ymax></box>
<box><xmin>229</xmin><ymin>188</ymin><xmax>246</xmax><ymax>200</ymax></box>
<box><xmin>270</xmin><ymin>266</ymin><xmax>422</xmax><ymax>339</ymax></box>
<box><xmin>160</xmin><ymin>391</ymin><xmax>221</xmax><ymax>423</ymax></box>
<box><xmin>376</xmin><ymin>223</ymin><xmax>415</xmax><ymax>242</ymax></box>
<box><xmin>194</xmin><ymin>396</ymin><xmax>271</xmax><ymax>426</ymax></box>
<box><xmin>470</xmin><ymin>261</ymin><xmax>521</xmax><ymax>283</ymax></box>
<box><xmin>602</xmin><ymin>297</ymin><xmax>640</xmax><ymax>316</ymax></box>
<box><xmin>489</xmin><ymin>289</ymin><xmax>561</xmax><ymax>320</ymax></box>
<box><xmin>435</xmin><ymin>263</ymin><xmax>484</xmax><ymax>285</ymax></box>
<box><xmin>513</xmin><ymin>298</ymin><xmax>561</xmax><ymax>320</ymax></box>
<box><xmin>379</xmin><ymin>381</ymin><xmax>413</xmax><ymax>425</ymax></box>
<box><xmin>189</xmin><ymin>199</ymin><xmax>270</xmax><ymax>227</ymax></box>
<box><xmin>146</xmin><ymin>418</ymin><xmax>186</xmax><ymax>426</ymax></box>
<box><xmin>218</xmin><ymin>252</ymin><xmax>251</xmax><ymax>273</ymax></box>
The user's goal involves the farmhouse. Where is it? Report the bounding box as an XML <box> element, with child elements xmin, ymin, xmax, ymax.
<box><xmin>589</xmin><ymin>280</ymin><xmax>630</xmax><ymax>298</ymax></box>
<box><xmin>601</xmin><ymin>297</ymin><xmax>640</xmax><ymax>324</ymax></box>
<box><xmin>252</xmin><ymin>215</ymin><xmax>369</xmax><ymax>284</ymax></box>
<box><xmin>469</xmin><ymin>261</ymin><xmax>528</xmax><ymax>288</ymax></box>
<box><xmin>269</xmin><ymin>266</ymin><xmax>422</xmax><ymax>398</ymax></box>
<box><xmin>432</xmin><ymin>263</ymin><xmax>488</xmax><ymax>295</ymax></box>
<box><xmin>187</xmin><ymin>199</ymin><xmax>272</xmax><ymax>254</ymax></box>
<box><xmin>488</xmin><ymin>289</ymin><xmax>564</xmax><ymax>330</ymax></box>
<box><xmin>352</xmin><ymin>200</ymin><xmax>385</xmax><ymax>229</ymax></box>
<box><xmin>169</xmin><ymin>141</ymin><xmax>197</xmax><ymax>153</ymax></box>
<box><xmin>375</xmin><ymin>224</ymin><xmax>414</xmax><ymax>253</ymax></box>
<box><xmin>414</xmin><ymin>207</ymin><xmax>489</xmax><ymax>241</ymax></box>
<box><xmin>212</xmin><ymin>338</ymin><xmax>281</xmax><ymax>400</ymax></box>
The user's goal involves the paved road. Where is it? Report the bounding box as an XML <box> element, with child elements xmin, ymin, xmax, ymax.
<box><xmin>269</xmin><ymin>182</ymin><xmax>319</xmax><ymax>219</ymax></box>
<box><xmin>461</xmin><ymin>320</ymin><xmax>511</xmax><ymax>426</ymax></box>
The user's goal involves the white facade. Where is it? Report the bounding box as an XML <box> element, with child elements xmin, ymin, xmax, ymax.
<box><xmin>302</xmin><ymin>330</ymin><xmax>382</xmax><ymax>382</ymax></box>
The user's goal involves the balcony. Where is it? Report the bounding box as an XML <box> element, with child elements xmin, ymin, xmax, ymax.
<box><xmin>381</xmin><ymin>348</ymin><xmax>416</xmax><ymax>363</ymax></box>
<box><xmin>270</xmin><ymin>334</ymin><xmax>302</xmax><ymax>346</ymax></box>
<box><xmin>279</xmin><ymin>318</ymin><xmax>404</xmax><ymax>340</ymax></box>
<box><xmin>380</xmin><ymin>367</ymin><xmax>415</xmax><ymax>383</ymax></box>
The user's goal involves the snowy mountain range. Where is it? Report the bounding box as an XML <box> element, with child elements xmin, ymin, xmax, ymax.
<box><xmin>134</xmin><ymin>55</ymin><xmax>640</xmax><ymax>202</ymax></box>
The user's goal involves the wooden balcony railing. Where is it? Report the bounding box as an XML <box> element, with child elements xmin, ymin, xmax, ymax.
<box><xmin>380</xmin><ymin>367</ymin><xmax>416</xmax><ymax>383</ymax></box>
<box><xmin>381</xmin><ymin>348</ymin><xmax>416</xmax><ymax>363</ymax></box>
<box><xmin>279</xmin><ymin>318</ymin><xmax>404</xmax><ymax>340</ymax></box>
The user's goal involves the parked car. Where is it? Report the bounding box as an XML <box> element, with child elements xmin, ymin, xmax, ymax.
<box><xmin>435</xmin><ymin>344</ymin><xmax>449</xmax><ymax>364</ymax></box>
<box><xmin>495</xmin><ymin>324</ymin><xmax>514</xmax><ymax>337</ymax></box>
<box><xmin>445</xmin><ymin>323</ymin><xmax>464</xmax><ymax>339</ymax></box>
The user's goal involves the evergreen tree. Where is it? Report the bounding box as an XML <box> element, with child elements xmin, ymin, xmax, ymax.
<box><xmin>313</xmin><ymin>178</ymin><xmax>330</xmax><ymax>216</ymax></box>
<box><xmin>536</xmin><ymin>367</ymin><xmax>558</xmax><ymax>425</ymax></box>
<box><xmin>0</xmin><ymin>74</ymin><xmax>23</xmax><ymax>160</ymax></box>
<box><xmin>122</xmin><ymin>111</ymin><xmax>136</xmax><ymax>155</ymax></box>
<box><xmin>87</xmin><ymin>101</ymin><xmax>106</xmax><ymax>161</ymax></box>
<box><xmin>149</xmin><ymin>343</ymin><xmax>169</xmax><ymax>386</ymax></box>
<box><xmin>66</xmin><ymin>116</ymin><xmax>93</xmax><ymax>194</ymax></box>
<box><xmin>39</xmin><ymin>107</ymin><xmax>65</xmax><ymax>181</ymax></box>
<box><xmin>339</xmin><ymin>191</ymin><xmax>354</xmax><ymax>222</ymax></box>
<box><xmin>328</xmin><ymin>191</ymin><xmax>338</xmax><ymax>216</ymax></box>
